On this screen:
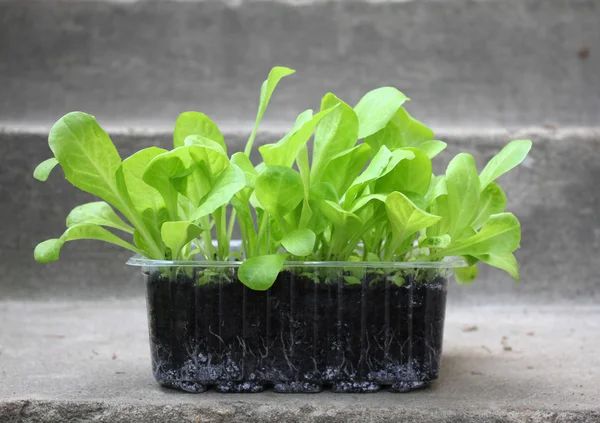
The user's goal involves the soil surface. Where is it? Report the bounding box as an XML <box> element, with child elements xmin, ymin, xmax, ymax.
<box><xmin>145</xmin><ymin>268</ymin><xmax>448</xmax><ymax>393</ymax></box>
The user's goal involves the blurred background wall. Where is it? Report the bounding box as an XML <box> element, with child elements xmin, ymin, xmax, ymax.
<box><xmin>1</xmin><ymin>0</ymin><xmax>598</xmax><ymax>302</ymax></box>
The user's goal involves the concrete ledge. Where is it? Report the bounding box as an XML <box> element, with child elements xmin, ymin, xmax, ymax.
<box><xmin>2</xmin><ymin>127</ymin><xmax>599</xmax><ymax>304</ymax></box>
<box><xmin>1</xmin><ymin>0</ymin><xmax>598</xmax><ymax>127</ymax></box>
<box><xmin>1</xmin><ymin>400</ymin><xmax>598</xmax><ymax>423</ymax></box>
<box><xmin>0</xmin><ymin>300</ymin><xmax>598</xmax><ymax>422</ymax></box>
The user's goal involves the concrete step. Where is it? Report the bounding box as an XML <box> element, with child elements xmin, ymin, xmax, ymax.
<box><xmin>0</xmin><ymin>0</ymin><xmax>598</xmax><ymax>128</ymax></box>
<box><xmin>1</xmin><ymin>299</ymin><xmax>598</xmax><ymax>422</ymax></box>
<box><xmin>1</xmin><ymin>125</ymin><xmax>599</xmax><ymax>304</ymax></box>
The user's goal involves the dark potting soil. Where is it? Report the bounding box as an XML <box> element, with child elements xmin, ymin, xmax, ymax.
<box><xmin>145</xmin><ymin>268</ymin><xmax>448</xmax><ymax>393</ymax></box>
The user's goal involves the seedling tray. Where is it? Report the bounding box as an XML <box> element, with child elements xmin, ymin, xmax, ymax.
<box><xmin>129</xmin><ymin>258</ymin><xmax>463</xmax><ymax>393</ymax></box>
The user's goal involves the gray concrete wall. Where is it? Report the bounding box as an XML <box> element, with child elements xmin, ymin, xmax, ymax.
<box><xmin>1</xmin><ymin>0</ymin><xmax>598</xmax><ymax>128</ymax></box>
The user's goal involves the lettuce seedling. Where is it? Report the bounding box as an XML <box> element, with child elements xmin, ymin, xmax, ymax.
<box><xmin>34</xmin><ymin>66</ymin><xmax>531</xmax><ymax>289</ymax></box>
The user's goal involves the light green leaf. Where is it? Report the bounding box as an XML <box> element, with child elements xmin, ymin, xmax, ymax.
<box><xmin>245</xmin><ymin>66</ymin><xmax>296</xmax><ymax>156</ymax></box>
<box><xmin>364</xmin><ymin>120</ymin><xmax>401</xmax><ymax>158</ymax></box>
<box><xmin>66</xmin><ymin>202</ymin><xmax>134</xmax><ymax>234</ymax></box>
<box><xmin>343</xmin><ymin>146</ymin><xmax>392</xmax><ymax>208</ymax></box>
<box><xmin>320</xmin><ymin>144</ymin><xmax>371</xmax><ymax>197</ymax></box>
<box><xmin>48</xmin><ymin>112</ymin><xmax>123</xmax><ymax>206</ymax></box>
<box><xmin>457</xmin><ymin>227</ymin><xmax>477</xmax><ymax>241</ymax></box>
<box><xmin>281</xmin><ymin>228</ymin><xmax>316</xmax><ymax>256</ymax></box>
<box><xmin>440</xmin><ymin>213</ymin><xmax>521</xmax><ymax>257</ymax></box>
<box><xmin>133</xmin><ymin>207</ymin><xmax>169</xmax><ymax>256</ymax></box>
<box><xmin>471</xmin><ymin>182</ymin><xmax>507</xmax><ymax>230</ymax></box>
<box><xmin>354</xmin><ymin>87</ymin><xmax>409</xmax><ymax>139</ymax></box>
<box><xmin>400</xmin><ymin>192</ymin><xmax>428</xmax><ymax>211</ymax></box>
<box><xmin>190</xmin><ymin>164</ymin><xmax>246</xmax><ymax>221</ymax></box>
<box><xmin>310</xmin><ymin>183</ymin><xmax>339</xmax><ymax>203</ymax></box>
<box><xmin>259</xmin><ymin>107</ymin><xmax>335</xmax><ymax>167</ymax></box>
<box><xmin>231</xmin><ymin>152</ymin><xmax>258</xmax><ymax>189</ymax></box>
<box><xmin>321</xmin><ymin>200</ymin><xmax>362</xmax><ymax>229</ymax></box>
<box><xmin>121</xmin><ymin>147</ymin><xmax>168</xmax><ymax>252</ymax></box>
<box><xmin>385</xmin><ymin>192</ymin><xmax>442</xmax><ymax>245</ymax></box>
<box><xmin>417</xmin><ymin>140</ymin><xmax>447</xmax><ymax>159</ymax></box>
<box><xmin>307</xmin><ymin>182</ymin><xmax>339</xmax><ymax>234</ymax></box>
<box><xmin>33</xmin><ymin>158</ymin><xmax>59</xmax><ymax>182</ymax></box>
<box><xmin>186</xmin><ymin>138</ymin><xmax>230</xmax><ymax>177</ymax></box>
<box><xmin>426</xmin><ymin>194</ymin><xmax>450</xmax><ymax>237</ymax></box>
<box><xmin>34</xmin><ymin>224</ymin><xmax>142</xmax><ymax>263</ymax></box>
<box><xmin>311</xmin><ymin>93</ymin><xmax>358</xmax><ymax>182</ymax></box>
<box><xmin>375</xmin><ymin>147</ymin><xmax>432</xmax><ymax>196</ymax></box>
<box><xmin>259</xmin><ymin>109</ymin><xmax>311</xmax><ymax>165</ymax></box>
<box><xmin>238</xmin><ymin>254</ymin><xmax>287</xmax><ymax>291</ymax></box>
<box><xmin>143</xmin><ymin>147</ymin><xmax>194</xmax><ymax>218</ymax></box>
<box><xmin>380</xmin><ymin>148</ymin><xmax>417</xmax><ymax>178</ymax></box>
<box><xmin>46</xmin><ymin>112</ymin><xmax>163</xmax><ymax>259</ymax></box>
<box><xmin>255</xmin><ymin>166</ymin><xmax>304</xmax><ymax>219</ymax></box>
<box><xmin>479</xmin><ymin>139</ymin><xmax>532</xmax><ymax>189</ymax></box>
<box><xmin>364</xmin><ymin>106</ymin><xmax>434</xmax><ymax>154</ymax></box>
<box><xmin>445</xmin><ymin>153</ymin><xmax>480</xmax><ymax>238</ymax></box>
<box><xmin>145</xmin><ymin>143</ymin><xmax>229</xmax><ymax>212</ymax></box>
<box><xmin>249</xmin><ymin>190</ymin><xmax>263</xmax><ymax>210</ymax></box>
<box><xmin>425</xmin><ymin>175</ymin><xmax>447</xmax><ymax>203</ymax></box>
<box><xmin>475</xmin><ymin>252</ymin><xmax>520</xmax><ymax>281</ymax></box>
<box><xmin>169</xmin><ymin>142</ymin><xmax>230</xmax><ymax>207</ymax></box>
<box><xmin>160</xmin><ymin>221</ymin><xmax>203</xmax><ymax>260</ymax></box>
<box><xmin>462</xmin><ymin>255</ymin><xmax>480</xmax><ymax>267</ymax></box>
<box><xmin>297</xmin><ymin>144</ymin><xmax>311</xmax><ymax>195</ymax></box>
<box><xmin>349</xmin><ymin>193</ymin><xmax>387</xmax><ymax>213</ymax></box>
<box><xmin>173</xmin><ymin>111</ymin><xmax>226</xmax><ymax>152</ymax></box>
<box><xmin>390</xmin><ymin>106</ymin><xmax>435</xmax><ymax>147</ymax></box>
<box><xmin>296</xmin><ymin>144</ymin><xmax>313</xmax><ymax>229</ymax></box>
<box><xmin>122</xmin><ymin>147</ymin><xmax>167</xmax><ymax>212</ymax></box>
<box><xmin>454</xmin><ymin>264</ymin><xmax>478</xmax><ymax>285</ymax></box>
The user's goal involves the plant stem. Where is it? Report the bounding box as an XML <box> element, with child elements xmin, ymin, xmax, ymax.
<box><xmin>200</xmin><ymin>216</ymin><xmax>215</xmax><ymax>259</ymax></box>
<box><xmin>227</xmin><ymin>209</ymin><xmax>237</xmax><ymax>242</ymax></box>
<box><xmin>213</xmin><ymin>206</ymin><xmax>228</xmax><ymax>259</ymax></box>
<box><xmin>298</xmin><ymin>199</ymin><xmax>311</xmax><ymax>229</ymax></box>
<box><xmin>255</xmin><ymin>214</ymin><xmax>270</xmax><ymax>256</ymax></box>
<box><xmin>120</xmin><ymin>205</ymin><xmax>164</xmax><ymax>260</ymax></box>
<box><xmin>327</xmin><ymin>227</ymin><xmax>341</xmax><ymax>260</ymax></box>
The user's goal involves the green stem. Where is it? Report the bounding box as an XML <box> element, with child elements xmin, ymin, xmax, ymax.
<box><xmin>219</xmin><ymin>206</ymin><xmax>228</xmax><ymax>258</ymax></box>
<box><xmin>188</xmin><ymin>244</ymin><xmax>206</xmax><ymax>260</ymax></box>
<box><xmin>213</xmin><ymin>208</ymin><xmax>223</xmax><ymax>259</ymax></box>
<box><xmin>213</xmin><ymin>206</ymin><xmax>229</xmax><ymax>259</ymax></box>
<box><xmin>255</xmin><ymin>214</ymin><xmax>270</xmax><ymax>256</ymax></box>
<box><xmin>231</xmin><ymin>195</ymin><xmax>257</xmax><ymax>258</ymax></box>
<box><xmin>227</xmin><ymin>209</ymin><xmax>237</xmax><ymax>242</ymax></box>
<box><xmin>383</xmin><ymin>235</ymin><xmax>398</xmax><ymax>262</ymax></box>
<box><xmin>200</xmin><ymin>216</ymin><xmax>215</xmax><ymax>259</ymax></box>
<box><xmin>279</xmin><ymin>217</ymin><xmax>294</xmax><ymax>234</ymax></box>
<box><xmin>120</xmin><ymin>205</ymin><xmax>164</xmax><ymax>260</ymax></box>
<box><xmin>244</xmin><ymin>127</ymin><xmax>258</xmax><ymax>157</ymax></box>
<box><xmin>327</xmin><ymin>226</ymin><xmax>343</xmax><ymax>260</ymax></box>
<box><xmin>340</xmin><ymin>235</ymin><xmax>362</xmax><ymax>260</ymax></box>
<box><xmin>298</xmin><ymin>199</ymin><xmax>311</xmax><ymax>229</ymax></box>
<box><xmin>237</xmin><ymin>218</ymin><xmax>249</xmax><ymax>259</ymax></box>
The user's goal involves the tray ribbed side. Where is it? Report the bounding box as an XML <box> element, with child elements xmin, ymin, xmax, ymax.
<box><xmin>144</xmin><ymin>266</ymin><xmax>449</xmax><ymax>393</ymax></box>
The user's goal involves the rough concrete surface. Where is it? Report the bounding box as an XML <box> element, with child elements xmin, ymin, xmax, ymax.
<box><xmin>2</xmin><ymin>127</ymin><xmax>599</xmax><ymax>304</ymax></box>
<box><xmin>1</xmin><ymin>0</ymin><xmax>599</xmax><ymax>127</ymax></box>
<box><xmin>0</xmin><ymin>300</ymin><xmax>598</xmax><ymax>422</ymax></box>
